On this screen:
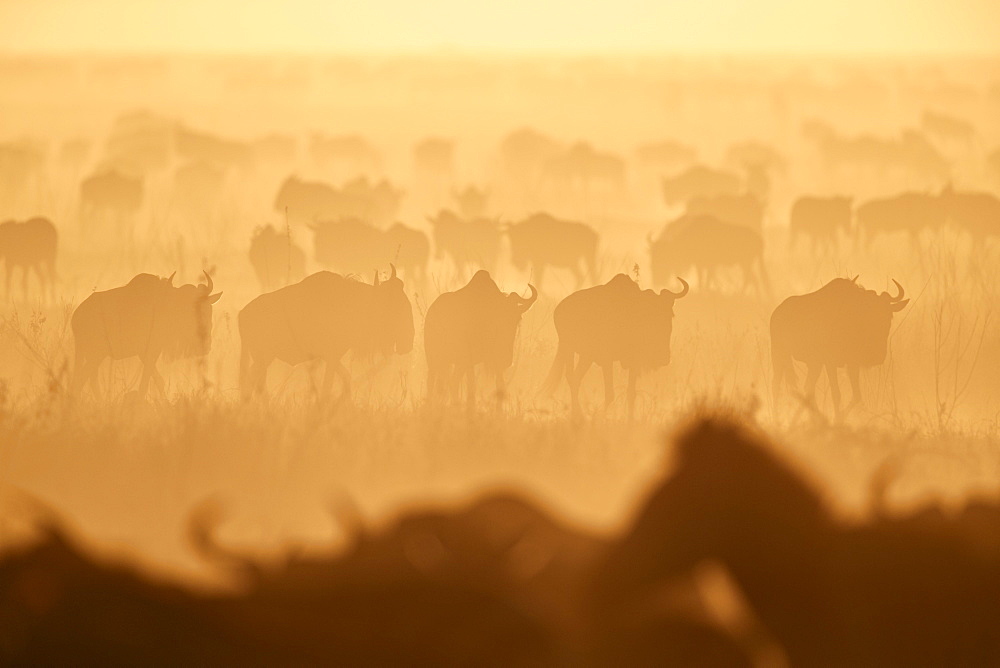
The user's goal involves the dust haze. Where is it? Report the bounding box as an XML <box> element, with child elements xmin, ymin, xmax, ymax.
<box><xmin>1</xmin><ymin>4</ymin><xmax>999</xmax><ymax>663</ymax></box>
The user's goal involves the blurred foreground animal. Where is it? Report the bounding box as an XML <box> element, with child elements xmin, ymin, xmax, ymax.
<box><xmin>248</xmin><ymin>224</ymin><xmax>307</xmax><ymax>290</ymax></box>
<box><xmin>424</xmin><ymin>270</ymin><xmax>537</xmax><ymax>406</ymax></box>
<box><xmin>650</xmin><ymin>215</ymin><xmax>768</xmax><ymax>293</ymax></box>
<box><xmin>71</xmin><ymin>272</ymin><xmax>222</xmax><ymax>397</ymax></box>
<box><xmin>427</xmin><ymin>209</ymin><xmax>501</xmax><ymax>276</ymax></box>
<box><xmin>788</xmin><ymin>196</ymin><xmax>853</xmax><ymax>253</ymax></box>
<box><xmin>506</xmin><ymin>213</ymin><xmax>598</xmax><ymax>289</ymax></box>
<box><xmin>596</xmin><ymin>419</ymin><xmax>1000</xmax><ymax>665</ymax></box>
<box><xmin>0</xmin><ymin>217</ymin><xmax>57</xmax><ymax>300</ymax></box>
<box><xmin>544</xmin><ymin>274</ymin><xmax>688</xmax><ymax>417</ymax></box>
<box><xmin>661</xmin><ymin>165</ymin><xmax>741</xmax><ymax>205</ymax></box>
<box><xmin>770</xmin><ymin>277</ymin><xmax>908</xmax><ymax>417</ymax></box>
<box><xmin>238</xmin><ymin>268</ymin><xmax>413</xmax><ymax>399</ymax></box>
<box><xmin>79</xmin><ymin>170</ymin><xmax>143</xmax><ymax>232</ymax></box>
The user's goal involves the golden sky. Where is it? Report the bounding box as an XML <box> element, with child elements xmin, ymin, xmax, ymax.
<box><xmin>1</xmin><ymin>0</ymin><xmax>998</xmax><ymax>54</ymax></box>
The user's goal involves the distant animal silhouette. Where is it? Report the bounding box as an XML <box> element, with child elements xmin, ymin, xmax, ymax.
<box><xmin>543</xmin><ymin>142</ymin><xmax>626</xmax><ymax>195</ymax></box>
<box><xmin>595</xmin><ymin>418</ymin><xmax>1000</xmax><ymax>665</ymax></box>
<box><xmin>499</xmin><ymin>127</ymin><xmax>562</xmax><ymax>184</ymax></box>
<box><xmin>0</xmin><ymin>217</ymin><xmax>57</xmax><ymax>300</ymax></box>
<box><xmin>308</xmin><ymin>218</ymin><xmax>427</xmax><ymax>283</ymax></box>
<box><xmin>988</xmin><ymin>148</ymin><xmax>1000</xmax><ymax>185</ymax></box>
<box><xmin>635</xmin><ymin>140</ymin><xmax>698</xmax><ymax>173</ymax></box>
<box><xmin>308</xmin><ymin>133</ymin><xmax>381</xmax><ymax>176</ymax></box>
<box><xmin>251</xmin><ymin>133</ymin><xmax>297</xmax><ymax>166</ymax></box>
<box><xmin>685</xmin><ymin>193</ymin><xmax>764</xmax><ymax>232</ymax></box>
<box><xmin>71</xmin><ymin>272</ymin><xmax>222</xmax><ymax>396</ymax></box>
<box><xmin>770</xmin><ymin>277</ymin><xmax>908</xmax><ymax>416</ymax></box>
<box><xmin>427</xmin><ymin>210</ymin><xmax>501</xmax><ymax>276</ymax></box>
<box><xmin>543</xmin><ymin>273</ymin><xmax>688</xmax><ymax>417</ymax></box>
<box><xmin>79</xmin><ymin>170</ymin><xmax>143</xmax><ymax>232</ymax></box>
<box><xmin>384</xmin><ymin>222</ymin><xmax>430</xmax><ymax>287</ymax></box>
<box><xmin>920</xmin><ymin>109</ymin><xmax>975</xmax><ymax>147</ymax></box>
<box><xmin>650</xmin><ymin>214</ymin><xmax>768</xmax><ymax>293</ymax></box>
<box><xmin>506</xmin><ymin>213</ymin><xmax>598</xmax><ymax>289</ymax></box>
<box><xmin>273</xmin><ymin>175</ymin><xmax>403</xmax><ymax>226</ymax></box>
<box><xmin>938</xmin><ymin>184</ymin><xmax>1000</xmax><ymax>240</ymax></box>
<box><xmin>174</xmin><ymin>125</ymin><xmax>252</xmax><ymax>170</ymax></box>
<box><xmin>661</xmin><ymin>165</ymin><xmax>741</xmax><ymax>205</ymax></box>
<box><xmin>856</xmin><ymin>192</ymin><xmax>947</xmax><ymax>247</ymax></box>
<box><xmin>788</xmin><ymin>196</ymin><xmax>853</xmax><ymax>253</ymax></box>
<box><xmin>452</xmin><ymin>185</ymin><xmax>490</xmax><ymax>219</ymax></box>
<box><xmin>238</xmin><ymin>267</ymin><xmax>413</xmax><ymax>399</ymax></box>
<box><xmin>724</xmin><ymin>140</ymin><xmax>786</xmax><ymax>174</ymax></box>
<box><xmin>248</xmin><ymin>224</ymin><xmax>307</xmax><ymax>290</ymax></box>
<box><xmin>424</xmin><ymin>271</ymin><xmax>537</xmax><ymax>407</ymax></box>
<box><xmin>103</xmin><ymin>110</ymin><xmax>173</xmax><ymax>174</ymax></box>
<box><xmin>413</xmin><ymin>137</ymin><xmax>454</xmax><ymax>177</ymax></box>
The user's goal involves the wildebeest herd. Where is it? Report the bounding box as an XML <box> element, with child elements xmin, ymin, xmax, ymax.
<box><xmin>1</xmin><ymin>53</ymin><xmax>999</xmax><ymax>665</ymax></box>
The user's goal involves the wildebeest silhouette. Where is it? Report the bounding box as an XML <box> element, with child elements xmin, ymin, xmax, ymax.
<box><xmin>427</xmin><ymin>209</ymin><xmax>501</xmax><ymax>276</ymax></box>
<box><xmin>661</xmin><ymin>165</ymin><xmax>741</xmax><ymax>205</ymax></box>
<box><xmin>274</xmin><ymin>176</ymin><xmax>403</xmax><ymax>226</ymax></box>
<box><xmin>595</xmin><ymin>418</ymin><xmax>1000</xmax><ymax>665</ymax></box>
<box><xmin>724</xmin><ymin>140</ymin><xmax>786</xmax><ymax>174</ymax></box>
<box><xmin>650</xmin><ymin>214</ymin><xmax>768</xmax><ymax>293</ymax></box>
<box><xmin>238</xmin><ymin>267</ymin><xmax>413</xmax><ymax>399</ymax></box>
<box><xmin>770</xmin><ymin>277</ymin><xmax>908</xmax><ymax>416</ymax></box>
<box><xmin>920</xmin><ymin>109</ymin><xmax>975</xmax><ymax>147</ymax></box>
<box><xmin>250</xmin><ymin>133</ymin><xmax>297</xmax><ymax>166</ymax></box>
<box><xmin>71</xmin><ymin>271</ymin><xmax>222</xmax><ymax>397</ymax></box>
<box><xmin>308</xmin><ymin>133</ymin><xmax>381</xmax><ymax>176</ymax></box>
<box><xmin>856</xmin><ymin>192</ymin><xmax>947</xmax><ymax>247</ymax></box>
<box><xmin>988</xmin><ymin>148</ymin><xmax>1000</xmax><ymax>185</ymax></box>
<box><xmin>248</xmin><ymin>224</ymin><xmax>307</xmax><ymax>290</ymax></box>
<box><xmin>543</xmin><ymin>273</ymin><xmax>688</xmax><ymax>417</ymax></box>
<box><xmin>79</xmin><ymin>170</ymin><xmax>143</xmax><ymax>232</ymax></box>
<box><xmin>452</xmin><ymin>185</ymin><xmax>490</xmax><ymax>219</ymax></box>
<box><xmin>788</xmin><ymin>195</ymin><xmax>853</xmax><ymax>253</ymax></box>
<box><xmin>685</xmin><ymin>193</ymin><xmax>764</xmax><ymax>232</ymax></box>
<box><xmin>803</xmin><ymin>122</ymin><xmax>950</xmax><ymax>184</ymax></box>
<box><xmin>939</xmin><ymin>184</ymin><xmax>1000</xmax><ymax>240</ymax></box>
<box><xmin>634</xmin><ymin>140</ymin><xmax>698</xmax><ymax>173</ymax></box>
<box><xmin>506</xmin><ymin>213</ymin><xmax>598</xmax><ymax>289</ymax></box>
<box><xmin>103</xmin><ymin>109</ymin><xmax>173</xmax><ymax>175</ymax></box>
<box><xmin>0</xmin><ymin>217</ymin><xmax>57</xmax><ymax>300</ymax></box>
<box><xmin>424</xmin><ymin>271</ymin><xmax>537</xmax><ymax>407</ymax></box>
<box><xmin>174</xmin><ymin>125</ymin><xmax>252</xmax><ymax>170</ymax></box>
<box><xmin>413</xmin><ymin>137</ymin><xmax>454</xmax><ymax>177</ymax></box>
<box><xmin>308</xmin><ymin>218</ymin><xmax>428</xmax><ymax>284</ymax></box>
<box><xmin>543</xmin><ymin>142</ymin><xmax>626</xmax><ymax>195</ymax></box>
<box><xmin>499</xmin><ymin>127</ymin><xmax>562</xmax><ymax>183</ymax></box>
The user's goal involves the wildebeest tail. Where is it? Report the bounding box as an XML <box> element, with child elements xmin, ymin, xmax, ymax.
<box><xmin>541</xmin><ymin>341</ymin><xmax>571</xmax><ymax>395</ymax></box>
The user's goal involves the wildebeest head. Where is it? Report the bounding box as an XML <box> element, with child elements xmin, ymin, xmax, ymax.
<box><xmin>165</xmin><ymin>271</ymin><xmax>223</xmax><ymax>359</ymax></box>
<box><xmin>371</xmin><ymin>264</ymin><xmax>414</xmax><ymax>356</ymax></box>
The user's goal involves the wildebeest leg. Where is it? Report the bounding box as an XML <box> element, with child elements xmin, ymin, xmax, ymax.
<box><xmin>494</xmin><ymin>368</ymin><xmax>506</xmax><ymax>407</ymax></box>
<box><xmin>847</xmin><ymin>365</ymin><xmax>862</xmax><ymax>407</ymax></box>
<box><xmin>803</xmin><ymin>363</ymin><xmax>821</xmax><ymax>406</ymax></box>
<box><xmin>826</xmin><ymin>364</ymin><xmax>842</xmax><ymax>418</ymax></box>
<box><xmin>626</xmin><ymin>368</ymin><xmax>638</xmax><ymax>420</ymax></box>
<box><xmin>138</xmin><ymin>358</ymin><xmax>158</xmax><ymax>398</ymax></box>
<box><xmin>602</xmin><ymin>363</ymin><xmax>614</xmax><ymax>408</ymax></box>
<box><xmin>568</xmin><ymin>355</ymin><xmax>592</xmax><ymax>416</ymax></box>
<box><xmin>465</xmin><ymin>365</ymin><xmax>476</xmax><ymax>410</ymax></box>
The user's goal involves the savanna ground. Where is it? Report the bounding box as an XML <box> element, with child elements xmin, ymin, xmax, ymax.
<box><xmin>1</xmin><ymin>53</ymin><xmax>999</xmax><ymax>585</ymax></box>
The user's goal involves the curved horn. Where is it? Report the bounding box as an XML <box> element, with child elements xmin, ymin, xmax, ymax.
<box><xmin>890</xmin><ymin>279</ymin><xmax>904</xmax><ymax>301</ymax></box>
<box><xmin>851</xmin><ymin>274</ymin><xmax>859</xmax><ymax>283</ymax></box>
<box><xmin>518</xmin><ymin>284</ymin><xmax>538</xmax><ymax>311</ymax></box>
<box><xmin>201</xmin><ymin>270</ymin><xmax>213</xmax><ymax>294</ymax></box>
<box><xmin>167</xmin><ymin>271</ymin><xmax>176</xmax><ymax>285</ymax></box>
<box><xmin>373</xmin><ymin>269</ymin><xmax>380</xmax><ymax>287</ymax></box>
<box><xmin>389</xmin><ymin>263</ymin><xmax>397</xmax><ymax>280</ymax></box>
<box><xmin>664</xmin><ymin>276</ymin><xmax>689</xmax><ymax>299</ymax></box>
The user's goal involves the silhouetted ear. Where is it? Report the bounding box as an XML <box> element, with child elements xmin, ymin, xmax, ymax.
<box><xmin>208</xmin><ymin>292</ymin><xmax>223</xmax><ymax>305</ymax></box>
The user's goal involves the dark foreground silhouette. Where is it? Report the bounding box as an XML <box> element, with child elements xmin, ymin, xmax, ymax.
<box><xmin>3</xmin><ymin>419</ymin><xmax>997</xmax><ymax>665</ymax></box>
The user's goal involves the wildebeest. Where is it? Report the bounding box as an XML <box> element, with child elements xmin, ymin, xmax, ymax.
<box><xmin>649</xmin><ymin>215</ymin><xmax>768</xmax><ymax>293</ymax></box>
<box><xmin>413</xmin><ymin>137</ymin><xmax>454</xmax><ymax>177</ymax></box>
<box><xmin>939</xmin><ymin>185</ymin><xmax>1000</xmax><ymax>240</ymax></box>
<box><xmin>424</xmin><ymin>270</ymin><xmax>537</xmax><ymax>407</ymax></box>
<box><xmin>595</xmin><ymin>418</ymin><xmax>1000</xmax><ymax>665</ymax></box>
<box><xmin>79</xmin><ymin>170</ymin><xmax>143</xmax><ymax>232</ymax></box>
<box><xmin>308</xmin><ymin>133</ymin><xmax>381</xmax><ymax>177</ymax></box>
<box><xmin>506</xmin><ymin>213</ymin><xmax>598</xmax><ymax>289</ymax></box>
<box><xmin>71</xmin><ymin>271</ymin><xmax>222</xmax><ymax>396</ymax></box>
<box><xmin>174</xmin><ymin>125</ymin><xmax>252</xmax><ymax>170</ymax></box>
<box><xmin>274</xmin><ymin>176</ymin><xmax>403</xmax><ymax>226</ymax></box>
<box><xmin>921</xmin><ymin>109</ymin><xmax>975</xmax><ymax>147</ymax></box>
<box><xmin>452</xmin><ymin>185</ymin><xmax>489</xmax><ymax>219</ymax></box>
<box><xmin>856</xmin><ymin>192</ymin><xmax>947</xmax><ymax>246</ymax></box>
<box><xmin>544</xmin><ymin>142</ymin><xmax>626</xmax><ymax>194</ymax></box>
<box><xmin>238</xmin><ymin>267</ymin><xmax>413</xmax><ymax>398</ymax></box>
<box><xmin>543</xmin><ymin>273</ymin><xmax>688</xmax><ymax>416</ymax></box>
<box><xmin>634</xmin><ymin>140</ymin><xmax>698</xmax><ymax>173</ymax></box>
<box><xmin>309</xmin><ymin>218</ymin><xmax>428</xmax><ymax>283</ymax></box>
<box><xmin>788</xmin><ymin>196</ymin><xmax>853</xmax><ymax>253</ymax></box>
<box><xmin>724</xmin><ymin>140</ymin><xmax>786</xmax><ymax>174</ymax></box>
<box><xmin>661</xmin><ymin>165</ymin><xmax>741</xmax><ymax>205</ymax></box>
<box><xmin>103</xmin><ymin>110</ymin><xmax>173</xmax><ymax>175</ymax></box>
<box><xmin>770</xmin><ymin>276</ymin><xmax>908</xmax><ymax>416</ymax></box>
<box><xmin>427</xmin><ymin>210</ymin><xmax>501</xmax><ymax>276</ymax></box>
<box><xmin>0</xmin><ymin>217</ymin><xmax>57</xmax><ymax>300</ymax></box>
<box><xmin>248</xmin><ymin>224</ymin><xmax>307</xmax><ymax>290</ymax></box>
<box><xmin>685</xmin><ymin>193</ymin><xmax>764</xmax><ymax>231</ymax></box>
